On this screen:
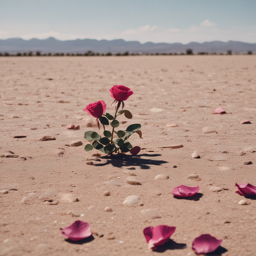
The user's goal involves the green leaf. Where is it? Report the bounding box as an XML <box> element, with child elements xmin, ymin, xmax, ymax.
<box><xmin>124</xmin><ymin>110</ymin><xmax>133</xmax><ymax>119</ymax></box>
<box><xmin>105</xmin><ymin>113</ymin><xmax>114</xmax><ymax>120</ymax></box>
<box><xmin>84</xmin><ymin>144</ymin><xmax>93</xmax><ymax>151</ymax></box>
<box><xmin>118</xmin><ymin>110</ymin><xmax>125</xmax><ymax>115</ymax></box>
<box><xmin>126</xmin><ymin>124</ymin><xmax>141</xmax><ymax>132</ymax></box>
<box><xmin>123</xmin><ymin>142</ymin><xmax>133</xmax><ymax>150</ymax></box>
<box><xmin>92</xmin><ymin>140</ymin><xmax>103</xmax><ymax>150</ymax></box>
<box><xmin>117</xmin><ymin>130</ymin><xmax>126</xmax><ymax>138</ymax></box>
<box><xmin>111</xmin><ymin>120</ymin><xmax>119</xmax><ymax>128</ymax></box>
<box><xmin>84</xmin><ymin>131</ymin><xmax>101</xmax><ymax>141</ymax></box>
<box><xmin>116</xmin><ymin>138</ymin><xmax>124</xmax><ymax>146</ymax></box>
<box><xmin>100</xmin><ymin>137</ymin><xmax>110</xmax><ymax>145</ymax></box>
<box><xmin>104</xmin><ymin>144</ymin><xmax>115</xmax><ymax>154</ymax></box>
<box><xmin>99</xmin><ymin>116</ymin><xmax>109</xmax><ymax>125</ymax></box>
<box><xmin>103</xmin><ymin>130</ymin><xmax>112</xmax><ymax>138</ymax></box>
<box><xmin>120</xmin><ymin>146</ymin><xmax>130</xmax><ymax>153</ymax></box>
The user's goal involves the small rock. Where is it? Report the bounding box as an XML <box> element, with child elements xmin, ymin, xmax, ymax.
<box><xmin>239</xmin><ymin>151</ymin><xmax>246</xmax><ymax>156</ymax></box>
<box><xmin>243</xmin><ymin>147</ymin><xmax>256</xmax><ymax>153</ymax></box>
<box><xmin>124</xmin><ymin>167</ymin><xmax>136</xmax><ymax>170</ymax></box>
<box><xmin>59</xmin><ymin>193</ymin><xmax>79</xmax><ymax>203</ymax></box>
<box><xmin>166</xmin><ymin>124</ymin><xmax>179</xmax><ymax>127</ymax></box>
<box><xmin>105</xmin><ymin>180</ymin><xmax>122</xmax><ymax>187</ymax></box>
<box><xmin>187</xmin><ymin>173</ymin><xmax>202</xmax><ymax>181</ymax></box>
<box><xmin>141</xmin><ymin>209</ymin><xmax>161</xmax><ymax>219</ymax></box>
<box><xmin>191</xmin><ymin>151</ymin><xmax>200</xmax><ymax>159</ymax></box>
<box><xmin>240</xmin><ymin>120</ymin><xmax>251</xmax><ymax>124</ymax></box>
<box><xmin>39</xmin><ymin>136</ymin><xmax>56</xmax><ymax>141</ymax></box>
<box><xmin>86</xmin><ymin>161</ymin><xmax>94</xmax><ymax>165</ymax></box>
<box><xmin>92</xmin><ymin>153</ymin><xmax>101</xmax><ymax>158</ymax></box>
<box><xmin>104</xmin><ymin>207</ymin><xmax>113</xmax><ymax>212</ymax></box>
<box><xmin>173</xmin><ymin>165</ymin><xmax>177</xmax><ymax>168</ymax></box>
<box><xmin>126</xmin><ymin>177</ymin><xmax>142</xmax><ymax>185</ymax></box>
<box><xmin>44</xmin><ymin>200</ymin><xmax>59</xmax><ymax>205</ymax></box>
<box><xmin>0</xmin><ymin>190</ymin><xmax>8</xmax><ymax>194</ymax></box>
<box><xmin>13</xmin><ymin>135</ymin><xmax>27</xmax><ymax>138</ymax></box>
<box><xmin>154</xmin><ymin>174</ymin><xmax>169</xmax><ymax>180</ymax></box>
<box><xmin>87</xmin><ymin>157</ymin><xmax>101</xmax><ymax>161</ymax></box>
<box><xmin>123</xmin><ymin>170</ymin><xmax>136</xmax><ymax>176</ymax></box>
<box><xmin>209</xmin><ymin>186</ymin><xmax>223</xmax><ymax>192</ymax></box>
<box><xmin>244</xmin><ymin>161</ymin><xmax>252</xmax><ymax>165</ymax></box>
<box><xmin>202</xmin><ymin>127</ymin><xmax>217</xmax><ymax>134</ymax></box>
<box><xmin>21</xmin><ymin>196</ymin><xmax>29</xmax><ymax>204</ymax></box>
<box><xmin>238</xmin><ymin>199</ymin><xmax>250</xmax><ymax>205</ymax></box>
<box><xmin>1</xmin><ymin>152</ymin><xmax>19</xmax><ymax>158</ymax></box>
<box><xmin>55</xmin><ymin>149</ymin><xmax>64</xmax><ymax>156</ymax></box>
<box><xmin>39</xmin><ymin>189</ymin><xmax>58</xmax><ymax>201</ymax></box>
<box><xmin>106</xmin><ymin>232</ymin><xmax>115</xmax><ymax>240</ymax></box>
<box><xmin>70</xmin><ymin>140</ymin><xmax>83</xmax><ymax>147</ymax></box>
<box><xmin>150</xmin><ymin>107</ymin><xmax>163</xmax><ymax>113</ymax></box>
<box><xmin>123</xmin><ymin>195</ymin><xmax>141</xmax><ymax>206</ymax></box>
<box><xmin>104</xmin><ymin>191</ymin><xmax>110</xmax><ymax>196</ymax></box>
<box><xmin>159</xmin><ymin>144</ymin><xmax>183</xmax><ymax>149</ymax></box>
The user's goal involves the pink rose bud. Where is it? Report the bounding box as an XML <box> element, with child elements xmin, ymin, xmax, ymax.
<box><xmin>192</xmin><ymin>234</ymin><xmax>222</xmax><ymax>254</ymax></box>
<box><xmin>84</xmin><ymin>100</ymin><xmax>106</xmax><ymax>118</ymax></box>
<box><xmin>61</xmin><ymin>220</ymin><xmax>91</xmax><ymax>241</ymax></box>
<box><xmin>130</xmin><ymin>146</ymin><xmax>141</xmax><ymax>155</ymax></box>
<box><xmin>212</xmin><ymin>107</ymin><xmax>226</xmax><ymax>114</ymax></box>
<box><xmin>172</xmin><ymin>185</ymin><xmax>199</xmax><ymax>197</ymax></box>
<box><xmin>143</xmin><ymin>225</ymin><xmax>176</xmax><ymax>250</ymax></box>
<box><xmin>235</xmin><ymin>183</ymin><xmax>256</xmax><ymax>197</ymax></box>
<box><xmin>109</xmin><ymin>85</ymin><xmax>133</xmax><ymax>101</ymax></box>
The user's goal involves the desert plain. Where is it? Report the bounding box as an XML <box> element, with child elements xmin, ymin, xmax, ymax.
<box><xmin>0</xmin><ymin>56</ymin><xmax>256</xmax><ymax>256</ymax></box>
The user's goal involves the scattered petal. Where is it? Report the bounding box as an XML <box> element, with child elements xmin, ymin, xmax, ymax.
<box><xmin>212</xmin><ymin>107</ymin><xmax>226</xmax><ymax>114</ymax></box>
<box><xmin>143</xmin><ymin>225</ymin><xmax>176</xmax><ymax>250</ymax></box>
<box><xmin>61</xmin><ymin>220</ymin><xmax>91</xmax><ymax>241</ymax></box>
<box><xmin>130</xmin><ymin>146</ymin><xmax>141</xmax><ymax>155</ymax></box>
<box><xmin>192</xmin><ymin>234</ymin><xmax>222</xmax><ymax>254</ymax></box>
<box><xmin>235</xmin><ymin>183</ymin><xmax>256</xmax><ymax>197</ymax></box>
<box><xmin>172</xmin><ymin>185</ymin><xmax>199</xmax><ymax>197</ymax></box>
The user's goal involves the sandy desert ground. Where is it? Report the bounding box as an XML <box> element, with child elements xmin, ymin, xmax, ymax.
<box><xmin>0</xmin><ymin>56</ymin><xmax>256</xmax><ymax>256</ymax></box>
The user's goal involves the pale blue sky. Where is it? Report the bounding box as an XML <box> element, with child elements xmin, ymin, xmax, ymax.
<box><xmin>0</xmin><ymin>0</ymin><xmax>256</xmax><ymax>43</ymax></box>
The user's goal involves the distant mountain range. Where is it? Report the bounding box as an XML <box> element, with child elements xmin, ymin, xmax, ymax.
<box><xmin>0</xmin><ymin>37</ymin><xmax>255</xmax><ymax>54</ymax></box>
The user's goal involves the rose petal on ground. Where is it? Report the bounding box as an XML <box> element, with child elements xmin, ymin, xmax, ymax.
<box><xmin>143</xmin><ymin>225</ymin><xmax>176</xmax><ymax>250</ymax></box>
<box><xmin>212</xmin><ymin>107</ymin><xmax>226</xmax><ymax>114</ymax></box>
<box><xmin>192</xmin><ymin>234</ymin><xmax>222</xmax><ymax>254</ymax></box>
<box><xmin>172</xmin><ymin>185</ymin><xmax>199</xmax><ymax>197</ymax></box>
<box><xmin>235</xmin><ymin>183</ymin><xmax>256</xmax><ymax>196</ymax></box>
<box><xmin>130</xmin><ymin>146</ymin><xmax>141</xmax><ymax>155</ymax></box>
<box><xmin>61</xmin><ymin>220</ymin><xmax>91</xmax><ymax>241</ymax></box>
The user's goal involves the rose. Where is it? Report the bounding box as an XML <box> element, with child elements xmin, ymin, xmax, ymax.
<box><xmin>109</xmin><ymin>85</ymin><xmax>133</xmax><ymax>101</ymax></box>
<box><xmin>84</xmin><ymin>100</ymin><xmax>106</xmax><ymax>118</ymax></box>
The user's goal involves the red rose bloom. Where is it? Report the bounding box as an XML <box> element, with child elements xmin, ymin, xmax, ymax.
<box><xmin>109</xmin><ymin>85</ymin><xmax>133</xmax><ymax>101</ymax></box>
<box><xmin>84</xmin><ymin>100</ymin><xmax>106</xmax><ymax>118</ymax></box>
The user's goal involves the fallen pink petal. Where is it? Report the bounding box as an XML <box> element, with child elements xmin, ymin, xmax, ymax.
<box><xmin>172</xmin><ymin>185</ymin><xmax>199</xmax><ymax>197</ymax></box>
<box><xmin>192</xmin><ymin>234</ymin><xmax>222</xmax><ymax>254</ymax></box>
<box><xmin>143</xmin><ymin>225</ymin><xmax>176</xmax><ymax>250</ymax></box>
<box><xmin>212</xmin><ymin>107</ymin><xmax>226</xmax><ymax>114</ymax></box>
<box><xmin>235</xmin><ymin>183</ymin><xmax>256</xmax><ymax>197</ymax></box>
<box><xmin>240</xmin><ymin>120</ymin><xmax>251</xmax><ymax>124</ymax></box>
<box><xmin>61</xmin><ymin>220</ymin><xmax>91</xmax><ymax>241</ymax></box>
<box><xmin>130</xmin><ymin>146</ymin><xmax>141</xmax><ymax>155</ymax></box>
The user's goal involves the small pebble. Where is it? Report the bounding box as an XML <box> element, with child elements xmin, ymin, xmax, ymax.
<box><xmin>154</xmin><ymin>174</ymin><xmax>169</xmax><ymax>180</ymax></box>
<box><xmin>123</xmin><ymin>170</ymin><xmax>136</xmax><ymax>176</ymax></box>
<box><xmin>0</xmin><ymin>190</ymin><xmax>8</xmax><ymax>194</ymax></box>
<box><xmin>39</xmin><ymin>136</ymin><xmax>56</xmax><ymax>141</ymax></box>
<box><xmin>70</xmin><ymin>140</ymin><xmax>83</xmax><ymax>147</ymax></box>
<box><xmin>104</xmin><ymin>191</ymin><xmax>110</xmax><ymax>196</ymax></box>
<box><xmin>244</xmin><ymin>161</ymin><xmax>252</xmax><ymax>165</ymax></box>
<box><xmin>123</xmin><ymin>195</ymin><xmax>141</xmax><ymax>206</ymax></box>
<box><xmin>187</xmin><ymin>173</ymin><xmax>202</xmax><ymax>181</ymax></box>
<box><xmin>166</xmin><ymin>123</ymin><xmax>178</xmax><ymax>127</ymax></box>
<box><xmin>13</xmin><ymin>135</ymin><xmax>27</xmax><ymax>138</ymax></box>
<box><xmin>209</xmin><ymin>186</ymin><xmax>223</xmax><ymax>192</ymax></box>
<box><xmin>126</xmin><ymin>177</ymin><xmax>142</xmax><ymax>185</ymax></box>
<box><xmin>238</xmin><ymin>199</ymin><xmax>250</xmax><ymax>205</ymax></box>
<box><xmin>202</xmin><ymin>127</ymin><xmax>217</xmax><ymax>134</ymax></box>
<box><xmin>191</xmin><ymin>151</ymin><xmax>200</xmax><ymax>159</ymax></box>
<box><xmin>86</xmin><ymin>161</ymin><xmax>94</xmax><ymax>165</ymax></box>
<box><xmin>104</xmin><ymin>207</ymin><xmax>113</xmax><ymax>212</ymax></box>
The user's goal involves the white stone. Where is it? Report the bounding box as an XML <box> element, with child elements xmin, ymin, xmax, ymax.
<box><xmin>209</xmin><ymin>186</ymin><xmax>223</xmax><ymax>192</ymax></box>
<box><xmin>191</xmin><ymin>151</ymin><xmax>200</xmax><ymax>159</ymax></box>
<box><xmin>187</xmin><ymin>173</ymin><xmax>202</xmax><ymax>181</ymax></box>
<box><xmin>126</xmin><ymin>177</ymin><xmax>142</xmax><ymax>185</ymax></box>
<box><xmin>150</xmin><ymin>108</ymin><xmax>163</xmax><ymax>113</ymax></box>
<box><xmin>104</xmin><ymin>207</ymin><xmax>113</xmax><ymax>212</ymax></box>
<box><xmin>123</xmin><ymin>195</ymin><xmax>141</xmax><ymax>206</ymax></box>
<box><xmin>202</xmin><ymin>127</ymin><xmax>217</xmax><ymax>134</ymax></box>
<box><xmin>238</xmin><ymin>199</ymin><xmax>250</xmax><ymax>205</ymax></box>
<box><xmin>154</xmin><ymin>174</ymin><xmax>169</xmax><ymax>180</ymax></box>
<box><xmin>141</xmin><ymin>209</ymin><xmax>161</xmax><ymax>219</ymax></box>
